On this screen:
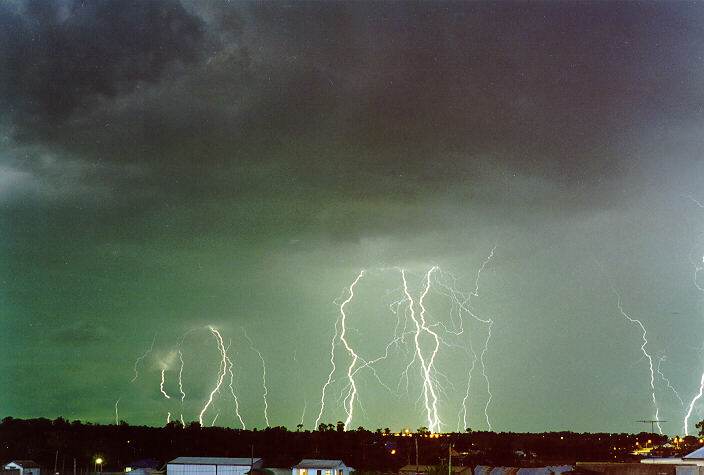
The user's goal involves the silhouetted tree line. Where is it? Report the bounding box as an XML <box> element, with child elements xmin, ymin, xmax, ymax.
<box><xmin>0</xmin><ymin>417</ymin><xmax>675</xmax><ymax>473</ymax></box>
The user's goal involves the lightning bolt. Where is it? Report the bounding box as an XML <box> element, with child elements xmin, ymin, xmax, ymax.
<box><xmin>315</xmin><ymin>317</ymin><xmax>339</xmax><ymax>429</ymax></box>
<box><xmin>177</xmin><ymin>350</ymin><xmax>186</xmax><ymax>426</ymax></box>
<box><xmin>683</xmin><ymin>195</ymin><xmax>704</xmax><ymax>435</ymax></box>
<box><xmin>656</xmin><ymin>354</ymin><xmax>684</xmax><ymax>407</ymax></box>
<box><xmin>615</xmin><ymin>293</ymin><xmax>661</xmax><ymax>433</ymax></box>
<box><xmin>685</xmin><ymin>372</ymin><xmax>704</xmax><ymax>435</ymax></box>
<box><xmin>243</xmin><ymin>328</ymin><xmax>270</xmax><ymax>427</ymax></box>
<box><xmin>199</xmin><ymin>326</ymin><xmax>228</xmax><ymax>426</ymax></box>
<box><xmin>114</xmin><ymin>398</ymin><xmax>120</xmax><ymax>425</ymax></box>
<box><xmin>300</xmin><ymin>400</ymin><xmax>307</xmax><ymax>427</ymax></box>
<box><xmin>224</xmin><ymin>342</ymin><xmax>246</xmax><ymax>429</ymax></box>
<box><xmin>316</xmin><ymin>271</ymin><xmax>366</xmax><ymax>430</ymax></box>
<box><xmin>131</xmin><ymin>334</ymin><xmax>156</xmax><ymax>383</ymax></box>
<box><xmin>316</xmin><ymin>258</ymin><xmax>498</xmax><ymax>434</ymax></box>
<box><xmin>160</xmin><ymin>369</ymin><xmax>171</xmax><ymax>399</ymax></box>
<box><xmin>434</xmin><ymin>248</ymin><xmax>496</xmax><ymax>431</ymax></box>
<box><xmin>480</xmin><ymin>323</ymin><xmax>493</xmax><ymax>432</ymax></box>
<box><xmin>402</xmin><ymin>267</ymin><xmax>442</xmax><ymax>433</ymax></box>
<box><xmin>339</xmin><ymin>270</ymin><xmax>365</xmax><ymax>430</ymax></box>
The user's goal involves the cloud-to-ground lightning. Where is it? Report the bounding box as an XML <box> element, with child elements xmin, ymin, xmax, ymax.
<box><xmin>339</xmin><ymin>270</ymin><xmax>365</xmax><ymax>430</ymax></box>
<box><xmin>685</xmin><ymin>372</ymin><xmax>704</xmax><ymax>435</ymax></box>
<box><xmin>656</xmin><ymin>354</ymin><xmax>684</xmax><ymax>407</ymax></box>
<box><xmin>614</xmin><ymin>292</ymin><xmax>662</xmax><ymax>433</ymax></box>
<box><xmin>402</xmin><ymin>267</ymin><xmax>442</xmax><ymax>433</ymax></box>
<box><xmin>224</xmin><ymin>340</ymin><xmax>246</xmax><ymax>429</ymax></box>
<box><xmin>243</xmin><ymin>328</ymin><xmax>270</xmax><ymax>427</ymax></box>
<box><xmin>114</xmin><ymin>398</ymin><xmax>120</xmax><ymax>425</ymax></box>
<box><xmin>160</xmin><ymin>369</ymin><xmax>171</xmax><ymax>399</ymax></box>
<box><xmin>433</xmin><ymin>247</ymin><xmax>496</xmax><ymax>431</ymax></box>
<box><xmin>119</xmin><ymin>257</ymin><xmax>498</xmax><ymax>432</ymax></box>
<box><xmin>178</xmin><ymin>350</ymin><xmax>186</xmax><ymax>426</ymax></box>
<box><xmin>683</xmin><ymin>195</ymin><xmax>704</xmax><ymax>435</ymax></box>
<box><xmin>315</xmin><ymin>317</ymin><xmax>341</xmax><ymax>430</ymax></box>
<box><xmin>315</xmin><ymin>253</ymin><xmax>497</xmax><ymax>433</ymax></box>
<box><xmin>131</xmin><ymin>334</ymin><xmax>156</xmax><ymax>383</ymax></box>
<box><xmin>198</xmin><ymin>326</ymin><xmax>228</xmax><ymax>426</ymax></box>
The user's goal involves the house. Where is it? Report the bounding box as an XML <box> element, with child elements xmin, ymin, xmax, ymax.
<box><xmin>4</xmin><ymin>461</ymin><xmax>40</xmax><ymax>475</ymax></box>
<box><xmin>398</xmin><ymin>465</ymin><xmax>430</xmax><ymax>475</ymax></box>
<box><xmin>291</xmin><ymin>460</ymin><xmax>353</xmax><ymax>475</ymax></box>
<box><xmin>167</xmin><ymin>458</ymin><xmax>263</xmax><ymax>475</ymax></box>
<box><xmin>399</xmin><ymin>466</ymin><xmax>471</xmax><ymax>475</ymax></box>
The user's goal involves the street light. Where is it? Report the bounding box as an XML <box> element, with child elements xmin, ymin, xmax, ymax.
<box><xmin>94</xmin><ymin>458</ymin><xmax>103</xmax><ymax>473</ymax></box>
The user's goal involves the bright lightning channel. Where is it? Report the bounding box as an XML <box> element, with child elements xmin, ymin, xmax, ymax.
<box><xmin>615</xmin><ymin>293</ymin><xmax>662</xmax><ymax>434</ymax></box>
<box><xmin>433</xmin><ymin>248</ymin><xmax>496</xmax><ymax>431</ymax></box>
<box><xmin>131</xmin><ymin>334</ymin><xmax>156</xmax><ymax>383</ymax></box>
<box><xmin>198</xmin><ymin>326</ymin><xmax>228</xmax><ymax>426</ymax></box>
<box><xmin>685</xmin><ymin>372</ymin><xmax>704</xmax><ymax>435</ymax></box>
<box><xmin>160</xmin><ymin>369</ymin><xmax>171</xmax><ymax>399</ymax></box>
<box><xmin>340</xmin><ymin>270</ymin><xmax>365</xmax><ymax>430</ymax></box>
<box><xmin>224</xmin><ymin>341</ymin><xmax>246</xmax><ymax>429</ymax></box>
<box><xmin>683</xmin><ymin>195</ymin><xmax>704</xmax><ymax>435</ymax></box>
<box><xmin>178</xmin><ymin>350</ymin><xmax>186</xmax><ymax>426</ymax></box>
<box><xmin>243</xmin><ymin>328</ymin><xmax>270</xmax><ymax>427</ymax></box>
<box><xmin>402</xmin><ymin>267</ymin><xmax>442</xmax><ymax>433</ymax></box>
<box><xmin>656</xmin><ymin>355</ymin><xmax>684</xmax><ymax>407</ymax></box>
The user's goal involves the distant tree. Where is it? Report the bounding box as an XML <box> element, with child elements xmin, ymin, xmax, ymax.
<box><xmin>417</xmin><ymin>426</ymin><xmax>430</xmax><ymax>435</ymax></box>
<box><xmin>297</xmin><ymin>423</ymin><xmax>303</xmax><ymax>432</ymax></box>
<box><xmin>337</xmin><ymin>421</ymin><xmax>345</xmax><ymax>432</ymax></box>
<box><xmin>697</xmin><ymin>419</ymin><xmax>704</xmax><ymax>437</ymax></box>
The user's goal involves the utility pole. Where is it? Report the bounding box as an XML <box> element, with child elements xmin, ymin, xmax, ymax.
<box><xmin>637</xmin><ymin>420</ymin><xmax>667</xmax><ymax>434</ymax></box>
<box><xmin>448</xmin><ymin>444</ymin><xmax>452</xmax><ymax>475</ymax></box>
<box><xmin>415</xmin><ymin>437</ymin><xmax>419</xmax><ymax>474</ymax></box>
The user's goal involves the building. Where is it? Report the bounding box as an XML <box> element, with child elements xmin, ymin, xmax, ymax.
<box><xmin>399</xmin><ymin>466</ymin><xmax>472</xmax><ymax>475</ymax></box>
<box><xmin>398</xmin><ymin>466</ymin><xmax>430</xmax><ymax>475</ymax></box>
<box><xmin>291</xmin><ymin>460</ymin><xmax>352</xmax><ymax>475</ymax></box>
<box><xmin>167</xmin><ymin>458</ymin><xmax>263</xmax><ymax>475</ymax></box>
<box><xmin>4</xmin><ymin>461</ymin><xmax>40</xmax><ymax>475</ymax></box>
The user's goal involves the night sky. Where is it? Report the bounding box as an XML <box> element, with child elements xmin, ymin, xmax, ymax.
<box><xmin>2</xmin><ymin>0</ymin><xmax>704</xmax><ymax>436</ymax></box>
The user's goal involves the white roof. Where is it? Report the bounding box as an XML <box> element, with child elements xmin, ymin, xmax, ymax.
<box><xmin>168</xmin><ymin>458</ymin><xmax>261</xmax><ymax>466</ymax></box>
<box><xmin>684</xmin><ymin>446</ymin><xmax>704</xmax><ymax>459</ymax></box>
<box><xmin>293</xmin><ymin>460</ymin><xmax>346</xmax><ymax>469</ymax></box>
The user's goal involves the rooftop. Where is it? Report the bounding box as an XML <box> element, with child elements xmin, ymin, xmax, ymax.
<box><xmin>6</xmin><ymin>462</ymin><xmax>40</xmax><ymax>469</ymax></box>
<box><xmin>293</xmin><ymin>460</ymin><xmax>345</xmax><ymax>469</ymax></box>
<box><xmin>168</xmin><ymin>458</ymin><xmax>261</xmax><ymax>466</ymax></box>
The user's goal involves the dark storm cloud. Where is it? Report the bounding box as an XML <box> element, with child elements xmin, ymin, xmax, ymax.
<box><xmin>240</xmin><ymin>1</ymin><xmax>704</xmax><ymax>183</ymax></box>
<box><xmin>5</xmin><ymin>1</ymin><xmax>702</xmax><ymax>182</ymax></box>
<box><xmin>3</xmin><ymin>1</ymin><xmax>704</xmax><ymax>240</ymax></box>
<box><xmin>0</xmin><ymin>0</ymin><xmax>204</xmax><ymax>125</ymax></box>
